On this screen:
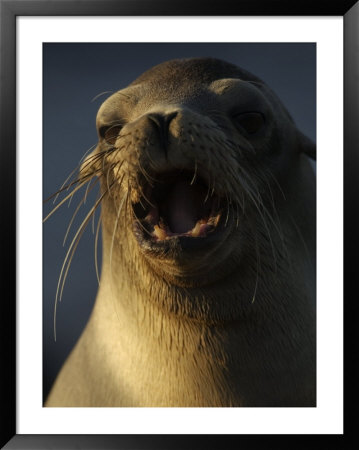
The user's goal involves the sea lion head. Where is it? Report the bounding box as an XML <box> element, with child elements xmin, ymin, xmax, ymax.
<box><xmin>79</xmin><ymin>57</ymin><xmax>316</xmax><ymax>320</ymax></box>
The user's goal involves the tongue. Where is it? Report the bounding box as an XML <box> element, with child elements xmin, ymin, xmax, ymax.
<box><xmin>165</xmin><ymin>181</ymin><xmax>205</xmax><ymax>234</ymax></box>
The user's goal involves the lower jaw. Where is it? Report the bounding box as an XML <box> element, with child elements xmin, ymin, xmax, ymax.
<box><xmin>125</xmin><ymin>247</ymin><xmax>248</xmax><ymax>321</ymax></box>
<box><xmin>131</xmin><ymin>221</ymin><xmax>237</xmax><ymax>286</ymax></box>
<box><xmin>132</xmin><ymin>218</ymin><xmax>230</xmax><ymax>255</ymax></box>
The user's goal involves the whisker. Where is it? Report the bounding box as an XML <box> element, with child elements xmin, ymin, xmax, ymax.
<box><xmin>45</xmin><ymin>172</ymin><xmax>92</xmax><ymax>204</ymax></box>
<box><xmin>264</xmin><ymin>167</ymin><xmax>286</xmax><ymax>201</ymax></box>
<box><xmin>63</xmin><ymin>177</ymin><xmax>100</xmax><ymax>246</ymax></box>
<box><xmin>53</xmin><ymin>185</ymin><xmax>111</xmax><ymax>341</ymax></box>
<box><xmin>63</xmin><ymin>195</ymin><xmax>87</xmax><ymax>247</ymax></box>
<box><xmin>91</xmin><ymin>191</ymin><xmax>102</xmax><ymax>235</ymax></box>
<box><xmin>84</xmin><ymin>174</ymin><xmax>99</xmax><ymax>204</ymax></box>
<box><xmin>131</xmin><ymin>212</ymin><xmax>154</xmax><ymax>238</ymax></box>
<box><xmin>111</xmin><ymin>158</ymin><xmax>125</xmax><ymax>184</ymax></box>
<box><xmin>94</xmin><ymin>211</ymin><xmax>102</xmax><ymax>284</ymax></box>
<box><xmin>109</xmin><ymin>192</ymin><xmax>127</xmax><ymax>277</ymax></box>
<box><xmin>50</xmin><ymin>149</ymin><xmax>108</xmax><ymax>204</ymax></box>
<box><xmin>78</xmin><ymin>143</ymin><xmax>97</xmax><ymax>164</ymax></box>
<box><xmin>43</xmin><ymin>179</ymin><xmax>91</xmax><ymax>223</ymax></box>
<box><xmin>190</xmin><ymin>159</ymin><xmax>198</xmax><ymax>185</ymax></box>
<box><xmin>235</xmin><ymin>201</ymin><xmax>241</xmax><ymax>228</ymax></box>
<box><xmin>107</xmin><ymin>159</ymin><xmax>125</xmax><ymax>198</ymax></box>
<box><xmin>289</xmin><ymin>214</ymin><xmax>313</xmax><ymax>270</ymax></box>
<box><xmin>137</xmin><ymin>182</ymin><xmax>156</xmax><ymax>209</ymax></box>
<box><xmin>108</xmin><ymin>173</ymin><xmax>127</xmax><ymax>277</ymax></box>
<box><xmin>224</xmin><ymin>192</ymin><xmax>230</xmax><ymax>227</ymax></box>
<box><xmin>204</xmin><ymin>162</ymin><xmax>213</xmax><ymax>203</ymax></box>
<box><xmin>137</xmin><ymin>157</ymin><xmax>155</xmax><ymax>187</ymax></box>
<box><xmin>251</xmin><ymin>232</ymin><xmax>261</xmax><ymax>304</ymax></box>
<box><xmin>237</xmin><ymin>169</ymin><xmax>278</xmax><ymax>272</ymax></box>
<box><xmin>91</xmin><ymin>90</ymin><xmax>114</xmax><ymax>103</ymax></box>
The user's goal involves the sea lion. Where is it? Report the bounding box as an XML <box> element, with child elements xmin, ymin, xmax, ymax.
<box><xmin>45</xmin><ymin>57</ymin><xmax>316</xmax><ymax>407</ymax></box>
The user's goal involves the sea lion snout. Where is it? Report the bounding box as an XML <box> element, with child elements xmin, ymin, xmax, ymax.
<box><xmin>113</xmin><ymin>107</ymin><xmax>239</xmax><ymax>258</ymax></box>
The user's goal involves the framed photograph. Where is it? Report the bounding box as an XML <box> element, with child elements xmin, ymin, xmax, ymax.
<box><xmin>1</xmin><ymin>0</ymin><xmax>357</xmax><ymax>448</ymax></box>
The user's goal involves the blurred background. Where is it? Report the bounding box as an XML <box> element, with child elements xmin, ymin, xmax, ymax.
<box><xmin>43</xmin><ymin>42</ymin><xmax>316</xmax><ymax>402</ymax></box>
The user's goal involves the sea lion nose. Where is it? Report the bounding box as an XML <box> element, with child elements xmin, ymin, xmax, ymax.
<box><xmin>147</xmin><ymin>111</ymin><xmax>178</xmax><ymax>156</ymax></box>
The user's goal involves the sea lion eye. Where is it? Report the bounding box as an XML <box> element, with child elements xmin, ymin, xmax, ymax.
<box><xmin>99</xmin><ymin>123</ymin><xmax>123</xmax><ymax>145</ymax></box>
<box><xmin>232</xmin><ymin>112</ymin><xmax>265</xmax><ymax>135</ymax></box>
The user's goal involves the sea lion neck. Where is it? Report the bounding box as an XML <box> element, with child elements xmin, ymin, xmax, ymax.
<box><xmin>85</xmin><ymin>249</ymin><xmax>315</xmax><ymax>407</ymax></box>
<box><xmin>88</xmin><ymin>276</ymin><xmax>243</xmax><ymax>406</ymax></box>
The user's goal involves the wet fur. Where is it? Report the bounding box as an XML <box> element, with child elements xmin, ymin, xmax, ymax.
<box><xmin>45</xmin><ymin>58</ymin><xmax>316</xmax><ymax>407</ymax></box>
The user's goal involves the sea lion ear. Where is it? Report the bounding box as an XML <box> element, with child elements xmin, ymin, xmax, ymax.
<box><xmin>297</xmin><ymin>130</ymin><xmax>316</xmax><ymax>160</ymax></box>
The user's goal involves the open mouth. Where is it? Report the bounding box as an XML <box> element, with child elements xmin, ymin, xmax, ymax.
<box><xmin>132</xmin><ymin>172</ymin><xmax>224</xmax><ymax>247</ymax></box>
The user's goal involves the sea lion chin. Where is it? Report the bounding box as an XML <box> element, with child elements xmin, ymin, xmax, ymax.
<box><xmin>46</xmin><ymin>58</ymin><xmax>316</xmax><ymax>407</ymax></box>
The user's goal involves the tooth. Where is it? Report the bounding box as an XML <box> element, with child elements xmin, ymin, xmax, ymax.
<box><xmin>208</xmin><ymin>214</ymin><xmax>220</xmax><ymax>227</ymax></box>
<box><xmin>213</xmin><ymin>214</ymin><xmax>221</xmax><ymax>226</ymax></box>
<box><xmin>191</xmin><ymin>221</ymin><xmax>202</xmax><ymax>237</ymax></box>
<box><xmin>153</xmin><ymin>225</ymin><xmax>167</xmax><ymax>240</ymax></box>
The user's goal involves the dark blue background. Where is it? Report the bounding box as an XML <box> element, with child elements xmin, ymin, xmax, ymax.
<box><xmin>43</xmin><ymin>43</ymin><xmax>316</xmax><ymax>401</ymax></box>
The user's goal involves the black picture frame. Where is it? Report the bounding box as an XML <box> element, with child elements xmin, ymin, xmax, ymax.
<box><xmin>1</xmin><ymin>1</ymin><xmax>357</xmax><ymax>448</ymax></box>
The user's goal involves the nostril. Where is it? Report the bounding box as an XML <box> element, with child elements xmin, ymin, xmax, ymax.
<box><xmin>147</xmin><ymin>112</ymin><xmax>178</xmax><ymax>156</ymax></box>
<box><xmin>148</xmin><ymin>112</ymin><xmax>178</xmax><ymax>131</ymax></box>
<box><xmin>163</xmin><ymin>111</ymin><xmax>178</xmax><ymax>129</ymax></box>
